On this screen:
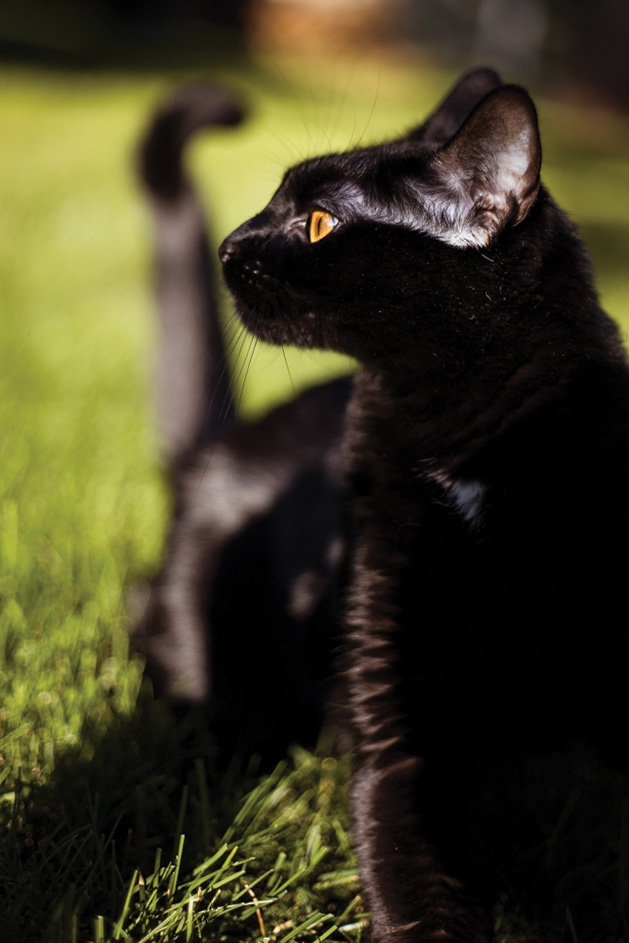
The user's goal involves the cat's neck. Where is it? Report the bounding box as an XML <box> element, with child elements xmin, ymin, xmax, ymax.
<box><xmin>345</xmin><ymin>329</ymin><xmax>628</xmax><ymax>492</ymax></box>
<box><xmin>344</xmin><ymin>194</ymin><xmax>627</xmax><ymax>478</ymax></box>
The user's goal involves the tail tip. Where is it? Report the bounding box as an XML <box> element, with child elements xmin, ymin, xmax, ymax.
<box><xmin>138</xmin><ymin>83</ymin><xmax>245</xmax><ymax>201</ymax></box>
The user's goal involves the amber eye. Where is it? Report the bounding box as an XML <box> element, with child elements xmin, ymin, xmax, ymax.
<box><xmin>308</xmin><ymin>210</ymin><xmax>338</xmax><ymax>243</ymax></box>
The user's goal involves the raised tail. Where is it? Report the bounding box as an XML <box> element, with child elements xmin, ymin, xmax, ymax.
<box><xmin>138</xmin><ymin>85</ymin><xmax>245</xmax><ymax>472</ymax></box>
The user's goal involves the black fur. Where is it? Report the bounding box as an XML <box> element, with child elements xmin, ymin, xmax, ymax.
<box><xmin>136</xmin><ymin>71</ymin><xmax>629</xmax><ymax>940</ymax></box>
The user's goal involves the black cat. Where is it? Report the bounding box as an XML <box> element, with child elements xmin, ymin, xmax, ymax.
<box><xmin>136</xmin><ymin>71</ymin><xmax>629</xmax><ymax>940</ymax></box>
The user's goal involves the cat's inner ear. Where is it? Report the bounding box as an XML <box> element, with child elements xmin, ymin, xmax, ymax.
<box><xmin>428</xmin><ymin>86</ymin><xmax>542</xmax><ymax>248</ymax></box>
<box><xmin>407</xmin><ymin>67</ymin><xmax>502</xmax><ymax>146</ymax></box>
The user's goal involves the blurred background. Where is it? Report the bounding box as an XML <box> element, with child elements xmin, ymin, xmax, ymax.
<box><xmin>2</xmin><ymin>0</ymin><xmax>629</xmax><ymax>108</ymax></box>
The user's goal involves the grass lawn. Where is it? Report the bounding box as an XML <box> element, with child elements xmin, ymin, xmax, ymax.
<box><xmin>1</xmin><ymin>55</ymin><xmax>629</xmax><ymax>942</ymax></box>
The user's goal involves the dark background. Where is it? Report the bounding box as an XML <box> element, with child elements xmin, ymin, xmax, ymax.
<box><xmin>1</xmin><ymin>0</ymin><xmax>629</xmax><ymax>111</ymax></box>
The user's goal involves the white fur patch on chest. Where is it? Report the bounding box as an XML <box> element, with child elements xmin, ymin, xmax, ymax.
<box><xmin>428</xmin><ymin>470</ymin><xmax>487</xmax><ymax>528</ymax></box>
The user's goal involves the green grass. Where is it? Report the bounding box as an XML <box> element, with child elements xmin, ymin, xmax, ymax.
<box><xmin>1</xmin><ymin>57</ymin><xmax>629</xmax><ymax>942</ymax></box>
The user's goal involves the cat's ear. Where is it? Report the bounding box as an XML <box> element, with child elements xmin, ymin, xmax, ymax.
<box><xmin>407</xmin><ymin>67</ymin><xmax>502</xmax><ymax>145</ymax></box>
<box><xmin>428</xmin><ymin>85</ymin><xmax>541</xmax><ymax>248</ymax></box>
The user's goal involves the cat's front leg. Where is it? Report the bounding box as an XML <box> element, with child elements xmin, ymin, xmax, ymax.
<box><xmin>344</xmin><ymin>540</ymin><xmax>488</xmax><ymax>943</ymax></box>
<box><xmin>350</xmin><ymin>749</ymin><xmax>487</xmax><ymax>943</ymax></box>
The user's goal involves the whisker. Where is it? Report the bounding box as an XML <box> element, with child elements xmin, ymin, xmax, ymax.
<box><xmin>268</xmin><ymin>127</ymin><xmax>307</xmax><ymax>165</ymax></box>
<box><xmin>280</xmin><ymin>345</ymin><xmax>297</xmax><ymax>398</ymax></box>
<box><xmin>351</xmin><ymin>60</ymin><xmax>382</xmax><ymax>152</ymax></box>
<box><xmin>230</xmin><ymin>330</ymin><xmax>258</xmax><ymax>408</ymax></box>
<box><xmin>235</xmin><ymin>335</ymin><xmax>259</xmax><ymax>415</ymax></box>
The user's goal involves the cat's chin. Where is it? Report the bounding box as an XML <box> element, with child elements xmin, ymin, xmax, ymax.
<box><xmin>236</xmin><ymin>305</ymin><xmax>328</xmax><ymax>351</ymax></box>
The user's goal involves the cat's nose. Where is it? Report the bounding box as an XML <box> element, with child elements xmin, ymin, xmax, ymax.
<box><xmin>219</xmin><ymin>221</ymin><xmax>251</xmax><ymax>263</ymax></box>
<box><xmin>218</xmin><ymin>237</ymin><xmax>233</xmax><ymax>264</ymax></box>
<box><xmin>219</xmin><ymin>211</ymin><xmax>273</xmax><ymax>264</ymax></box>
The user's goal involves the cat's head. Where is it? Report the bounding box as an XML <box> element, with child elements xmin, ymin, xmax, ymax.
<box><xmin>220</xmin><ymin>69</ymin><xmax>542</xmax><ymax>367</ymax></box>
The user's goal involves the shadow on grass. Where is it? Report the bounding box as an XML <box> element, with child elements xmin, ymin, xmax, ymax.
<box><xmin>1</xmin><ymin>682</ymin><xmax>628</xmax><ymax>943</ymax></box>
<box><xmin>0</xmin><ymin>689</ymin><xmax>359</xmax><ymax>943</ymax></box>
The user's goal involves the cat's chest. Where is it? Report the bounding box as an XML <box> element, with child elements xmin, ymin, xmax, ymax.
<box><xmin>425</xmin><ymin>470</ymin><xmax>487</xmax><ymax>529</ymax></box>
<box><xmin>357</xmin><ymin>452</ymin><xmax>571</xmax><ymax>578</ymax></box>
